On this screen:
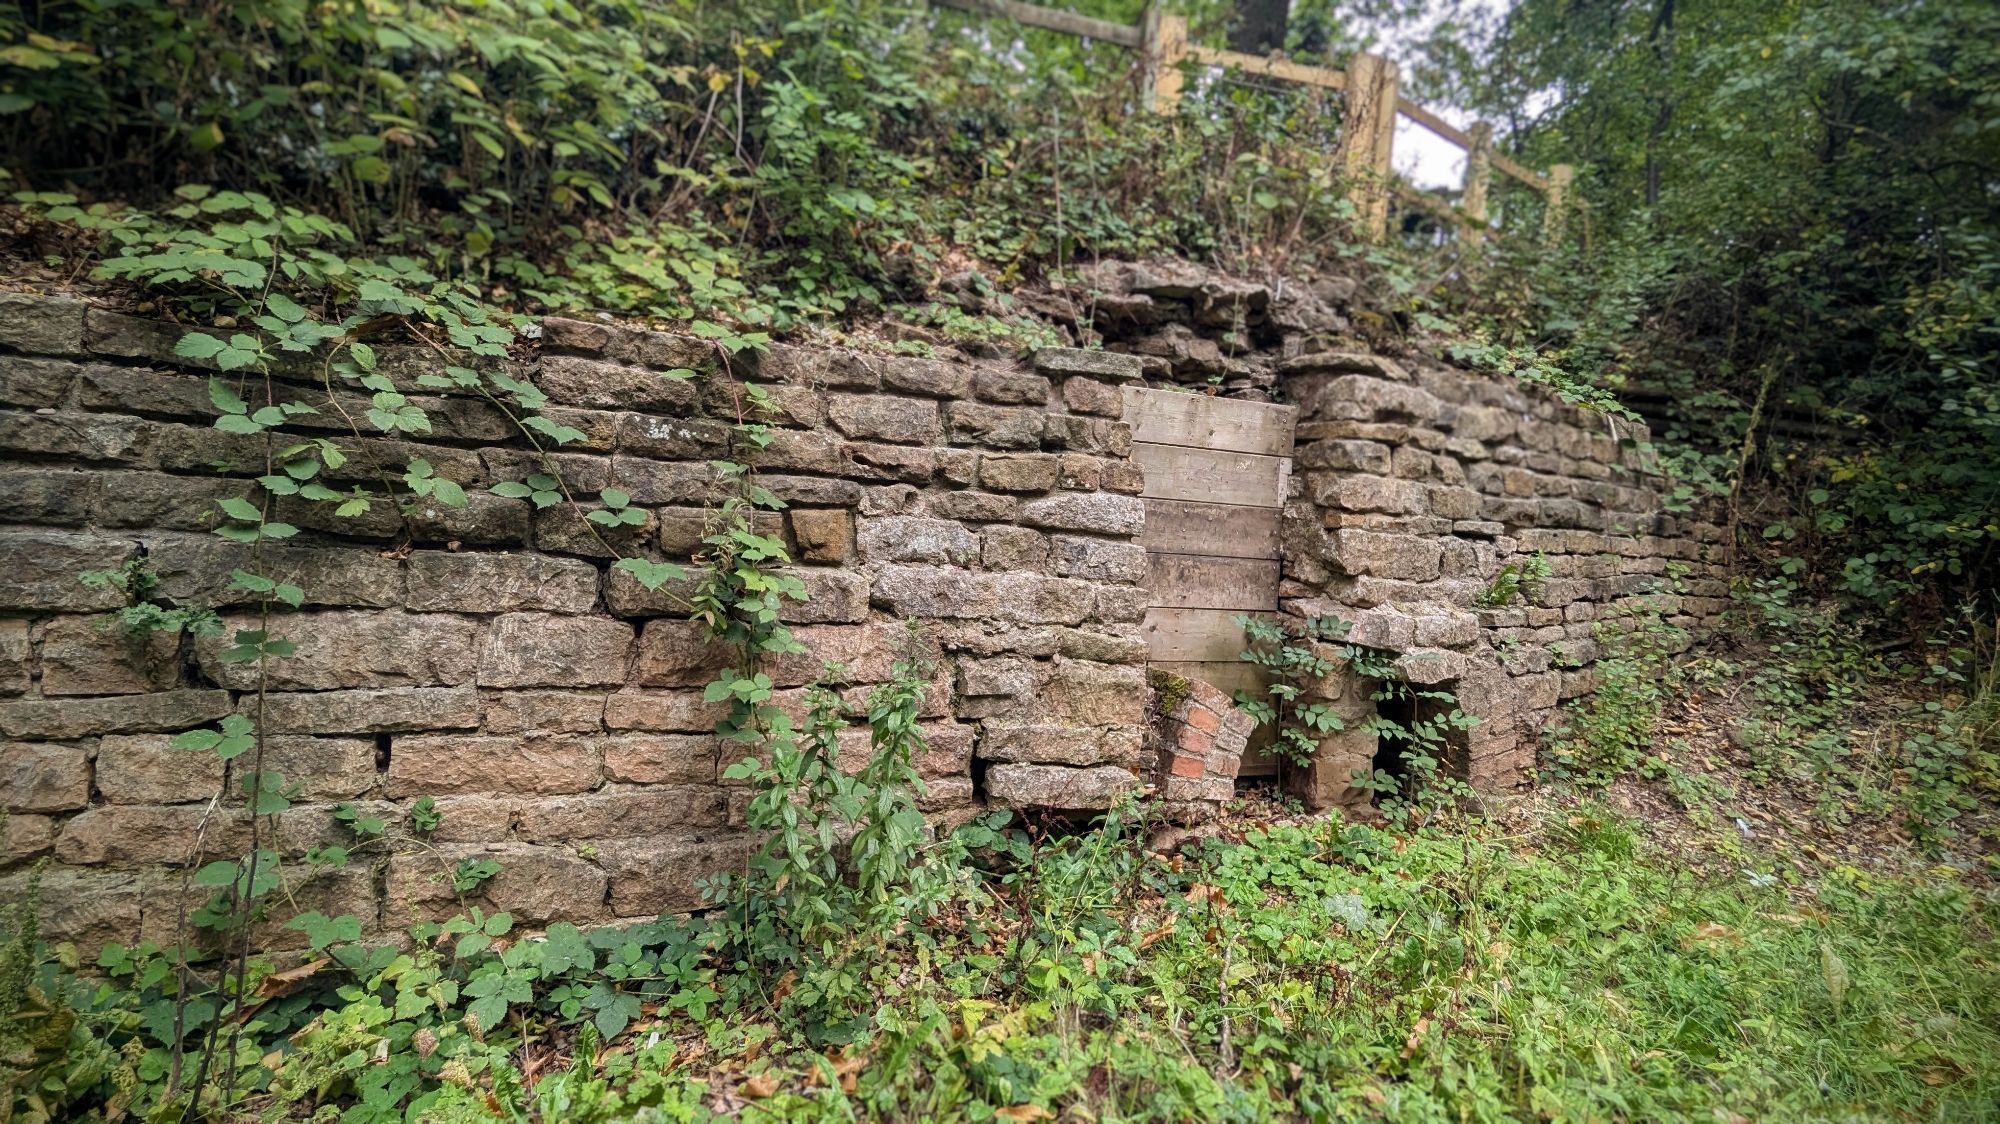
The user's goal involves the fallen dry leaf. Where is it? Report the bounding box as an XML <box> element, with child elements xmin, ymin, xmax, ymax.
<box><xmin>994</xmin><ymin>1105</ymin><xmax>1053</xmax><ymax>1121</ymax></box>
<box><xmin>740</xmin><ymin>1073</ymin><xmax>779</xmax><ymax>1099</ymax></box>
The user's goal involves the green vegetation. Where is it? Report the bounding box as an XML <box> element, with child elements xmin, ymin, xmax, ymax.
<box><xmin>7</xmin><ymin>799</ymin><xmax>1998</xmax><ymax>1121</ymax></box>
<box><xmin>4</xmin><ymin>0</ymin><xmax>1998</xmax><ymax>1119</ymax></box>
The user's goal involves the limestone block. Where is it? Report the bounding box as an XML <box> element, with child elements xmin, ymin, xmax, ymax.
<box><xmin>945</xmin><ymin>402</ymin><xmax>1045</xmax><ymax>449</ymax></box>
<box><xmin>95</xmin><ymin>734</ymin><xmax>225</xmax><ymax>804</ymax></box>
<box><xmin>985</xmin><ymin>763</ymin><xmax>1139</xmax><ymax>810</ymax></box>
<box><xmin>1019</xmin><ymin>492</ymin><xmax>1145</xmax><ymax>535</ymax></box>
<box><xmin>515</xmin><ymin>787</ymin><xmax>727</xmax><ymax>841</ymax></box>
<box><xmin>827</xmin><ymin>394</ymin><xmax>942</xmax><ymax>445</ymax></box>
<box><xmin>479</xmin><ymin>612</ymin><xmax>633</xmax><ymax>689</ymax></box>
<box><xmin>973</xmin><ymin>368</ymin><xmax>1051</xmax><ymax>405</ymax></box>
<box><xmin>879</xmin><ymin>356</ymin><xmax>972</xmax><ymax>399</ymax></box>
<box><xmin>0</xmin><ymin>621</ymin><xmax>26</xmax><ymax>696</ymax></box>
<box><xmin>387</xmin><ymin>844</ymin><xmax>608</xmax><ymax>925</ymax></box>
<box><xmin>407</xmin><ymin>552</ymin><xmax>600</xmax><ymax>614</ymax></box>
<box><xmin>1049</xmin><ymin>536</ymin><xmax>1147</xmax><ymax>583</ymax></box>
<box><xmin>859</xmin><ymin>516</ymin><xmax>978</xmax><ymax>565</ymax></box>
<box><xmin>0</xmin><ymin>292</ymin><xmax>86</xmax><ymax>354</ymax></box>
<box><xmin>0</xmin><ymin>689</ymin><xmax>232</xmax><ymax>739</ymax></box>
<box><xmin>632</xmin><ymin>619</ymin><xmax>734</xmax><ymax>688</ymax></box>
<box><xmin>4</xmin><ymin>742</ymin><xmax>91</xmax><ymax>812</ymax></box>
<box><xmin>982</xmin><ymin>526</ymin><xmax>1049</xmax><ymax>571</ymax></box>
<box><xmin>385</xmin><ymin>734</ymin><xmax>600</xmax><ymax>797</ymax></box>
<box><xmin>256</xmin><ymin>687</ymin><xmax>481</xmax><ymax>735</ymax></box>
<box><xmin>37</xmin><ymin>615</ymin><xmax>180</xmax><ymax>696</ymax></box>
<box><xmin>481</xmin><ymin>690</ymin><xmax>607</xmax><ymax>734</ymax></box>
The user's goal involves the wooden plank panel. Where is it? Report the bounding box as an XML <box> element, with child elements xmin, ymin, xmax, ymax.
<box><xmin>1134</xmin><ymin>442</ymin><xmax>1288</xmax><ymax>508</ymax></box>
<box><xmin>1139</xmin><ymin>498</ymin><xmax>1280</xmax><ymax>559</ymax></box>
<box><xmin>1122</xmin><ymin>386</ymin><xmax>1296</xmax><ymax>456</ymax></box>
<box><xmin>1141</xmin><ymin>606</ymin><xmax>1261</xmax><ymax>663</ymax></box>
<box><xmin>1146</xmin><ymin>553</ymin><xmax>1280</xmax><ymax>610</ymax></box>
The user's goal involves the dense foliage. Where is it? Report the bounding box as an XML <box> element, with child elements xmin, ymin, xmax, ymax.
<box><xmin>1430</xmin><ymin>0</ymin><xmax>2000</xmax><ymax>619</ymax></box>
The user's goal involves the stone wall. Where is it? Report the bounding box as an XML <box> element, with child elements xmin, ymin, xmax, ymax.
<box><xmin>0</xmin><ymin>293</ymin><xmax>1159</xmax><ymax>947</ymax></box>
<box><xmin>1274</xmin><ymin>350</ymin><xmax>1729</xmax><ymax>805</ymax></box>
<box><xmin>0</xmin><ymin>282</ymin><xmax>1724</xmax><ymax>946</ymax></box>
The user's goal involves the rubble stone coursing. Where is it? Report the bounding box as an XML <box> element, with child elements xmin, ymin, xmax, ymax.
<box><xmin>0</xmin><ymin>284</ymin><xmax>1723</xmax><ymax>946</ymax></box>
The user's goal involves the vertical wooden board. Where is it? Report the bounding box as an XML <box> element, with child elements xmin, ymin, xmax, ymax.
<box><xmin>1134</xmin><ymin>442</ymin><xmax>1289</xmax><ymax>508</ymax></box>
<box><xmin>1122</xmin><ymin>387</ymin><xmax>1297</xmax><ymax>456</ymax></box>
<box><xmin>1139</xmin><ymin>499</ymin><xmax>1280</xmax><ymax>559</ymax></box>
<box><xmin>1146</xmin><ymin>554</ymin><xmax>1280</xmax><ymax>610</ymax></box>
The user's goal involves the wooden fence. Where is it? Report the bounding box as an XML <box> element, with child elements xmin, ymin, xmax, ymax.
<box><xmin>932</xmin><ymin>0</ymin><xmax>1570</xmax><ymax>243</ymax></box>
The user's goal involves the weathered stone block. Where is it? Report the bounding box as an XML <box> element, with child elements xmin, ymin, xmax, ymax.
<box><xmin>199</xmin><ymin>610</ymin><xmax>480</xmax><ymax>691</ymax></box>
<box><xmin>0</xmin><ymin>621</ymin><xmax>27</xmax><ymax>696</ymax></box>
<box><xmin>988</xmin><ymin>572</ymin><xmax>1097</xmax><ymax>626</ymax></box>
<box><xmin>481</xmin><ymin>690</ymin><xmax>606</xmax><ymax>734</ymax></box>
<box><xmin>4</xmin><ymin>743</ymin><xmax>91</xmax><ymax>812</ymax></box>
<box><xmin>1050</xmin><ymin>536</ymin><xmax>1147</xmax><ymax>583</ymax></box>
<box><xmin>148</xmin><ymin>538</ymin><xmax>406</xmax><ymax>608</ymax></box>
<box><xmin>1313</xmin><ymin>474</ymin><xmax>1428</xmax><ymax>515</ymax></box>
<box><xmin>0</xmin><ymin>531</ymin><xmax>135</xmax><ymax>612</ymax></box>
<box><xmin>479</xmin><ymin>612</ymin><xmax>633</xmax><ymax>688</ymax></box>
<box><xmin>979</xmin><ymin>453</ymin><xmax>1062</xmax><ymax>493</ymax></box>
<box><xmin>601</xmin><ymin>734</ymin><xmax>718</xmax><ymax>784</ymax></box>
<box><xmin>37</xmin><ymin>615</ymin><xmax>180</xmax><ymax>696</ymax></box>
<box><xmin>385</xmin><ymin>734</ymin><xmax>600</xmax><ymax>797</ymax></box>
<box><xmin>596</xmin><ymin>833</ymin><xmax>756</xmax><ymax>915</ymax></box>
<box><xmin>1042</xmin><ymin>414</ymin><xmax>1133</xmax><ymax>457</ymax></box>
<box><xmin>859</xmin><ymin>516</ymin><xmax>977</xmax><ymax>565</ymax></box>
<box><xmin>517</xmin><ymin>787</ymin><xmax>727</xmax><ymax>840</ymax></box>
<box><xmin>1019</xmin><ymin>492</ymin><xmax>1145</xmax><ymax>535</ymax></box>
<box><xmin>1328</xmin><ymin>529</ymin><xmax>1443</xmax><ymax>582</ymax></box>
<box><xmin>603</xmin><ymin>689</ymin><xmax>727</xmax><ymax>733</ymax></box>
<box><xmin>1299</xmin><ymin>439</ymin><xmax>1391</xmax><ymax>474</ymax></box>
<box><xmin>879</xmin><ymin>356</ymin><xmax>972</xmax><ymax>398</ymax></box>
<box><xmin>926</xmin><ymin>490</ymin><xmax>1017</xmax><ymax>523</ymax></box>
<box><xmin>1062</xmin><ymin>377</ymin><xmax>1124</xmax><ymax>417</ymax></box>
<box><xmin>763</xmin><ymin>622</ymin><xmax>903</xmax><ymax>687</ymax></box>
<box><xmin>982</xmin><ymin>525</ymin><xmax>1048</xmax><ymax>571</ymax></box>
<box><xmin>777</xmin><ymin>569</ymin><xmax>870</xmax><ymax>624</ymax></box>
<box><xmin>783</xmin><ymin>508</ymin><xmax>850</xmax><ymax>564</ymax></box>
<box><xmin>2</xmin><ymin>813</ymin><xmax>56</xmax><ymax>863</ymax></box>
<box><xmin>0</xmin><ymin>292</ymin><xmax>86</xmax><ymax>354</ymax></box>
<box><xmin>55</xmin><ymin>803</ymin><xmax>247</xmax><ymax>865</ymax></box>
<box><xmin>536</xmin><ymin>354</ymin><xmax>698</xmax><ymax>413</ymax></box>
<box><xmin>985</xmin><ymin>763</ymin><xmax>1139</xmax><ymax>810</ymax></box>
<box><xmin>1031</xmin><ymin>348</ymin><xmax>1142</xmax><ymax>381</ymax></box>
<box><xmin>973</xmin><ymin>368</ymin><xmax>1050</xmax><ymax>405</ymax></box>
<box><xmin>257</xmin><ymin>687</ymin><xmax>481</xmax><ymax>734</ymax></box>
<box><xmin>94</xmin><ymin>734</ymin><xmax>224</xmax><ymax>804</ymax></box>
<box><xmin>406</xmin><ymin>552</ymin><xmax>600</xmax><ymax>614</ymax></box>
<box><xmin>0</xmin><ymin>868</ymin><xmax>146</xmax><ymax>953</ymax></box>
<box><xmin>841</xmin><ymin>442</ymin><xmax>936</xmax><ymax>483</ymax></box>
<box><xmin>616</xmin><ymin>413</ymin><xmax>732</xmax><ymax>460</ymax></box>
<box><xmin>946</xmin><ymin>402</ymin><xmax>1044</xmax><ymax>449</ymax></box>
<box><xmin>386</xmin><ymin>844</ymin><xmax>608</xmax><ymax>925</ymax></box>
<box><xmin>0</xmin><ymin>467</ymin><xmax>100</xmax><ymax>525</ymax></box>
<box><xmin>0</xmin><ymin>689</ymin><xmax>232</xmax><ymax>739</ymax></box>
<box><xmin>632</xmin><ymin>618</ymin><xmax>734</xmax><ymax>687</ymax></box>
<box><xmin>827</xmin><ymin>394</ymin><xmax>942</xmax><ymax>445</ymax></box>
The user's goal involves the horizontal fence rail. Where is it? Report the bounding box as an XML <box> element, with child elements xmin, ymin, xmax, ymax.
<box><xmin>931</xmin><ymin>0</ymin><xmax>1571</xmax><ymax>242</ymax></box>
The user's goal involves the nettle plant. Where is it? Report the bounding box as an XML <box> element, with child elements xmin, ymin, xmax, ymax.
<box><xmin>1234</xmin><ymin>614</ymin><xmax>1476</xmax><ymax>819</ymax></box>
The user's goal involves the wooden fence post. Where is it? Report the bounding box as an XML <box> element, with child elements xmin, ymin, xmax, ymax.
<box><xmin>1337</xmin><ymin>52</ymin><xmax>1397</xmax><ymax>240</ymax></box>
<box><xmin>1542</xmin><ymin>163</ymin><xmax>1573</xmax><ymax>245</ymax></box>
<box><xmin>1460</xmin><ymin>121</ymin><xmax>1492</xmax><ymax>244</ymax></box>
<box><xmin>1141</xmin><ymin>8</ymin><xmax>1188</xmax><ymax>114</ymax></box>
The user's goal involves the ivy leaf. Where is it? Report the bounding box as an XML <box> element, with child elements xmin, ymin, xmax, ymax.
<box><xmin>600</xmin><ymin>487</ymin><xmax>630</xmax><ymax>509</ymax></box>
<box><xmin>491</xmin><ymin>481</ymin><xmax>533</xmax><ymax>500</ymax></box>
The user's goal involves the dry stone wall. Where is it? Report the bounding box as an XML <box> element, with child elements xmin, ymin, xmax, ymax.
<box><xmin>1275</xmin><ymin>350</ymin><xmax>1729</xmax><ymax>805</ymax></box>
<box><xmin>1</xmin><ymin>282</ymin><xmax>1725</xmax><ymax>945</ymax></box>
<box><xmin>0</xmin><ymin>294</ymin><xmax>1157</xmax><ymax>947</ymax></box>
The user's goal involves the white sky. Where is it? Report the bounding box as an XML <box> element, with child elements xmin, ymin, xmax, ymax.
<box><xmin>1367</xmin><ymin>0</ymin><xmax>1516</xmax><ymax>190</ymax></box>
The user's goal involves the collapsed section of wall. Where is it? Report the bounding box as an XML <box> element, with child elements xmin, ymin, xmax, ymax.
<box><xmin>0</xmin><ymin>294</ymin><xmax>1155</xmax><ymax>946</ymax></box>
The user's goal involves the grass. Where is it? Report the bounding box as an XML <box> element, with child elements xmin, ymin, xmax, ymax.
<box><xmin>369</xmin><ymin>804</ymin><xmax>1997</xmax><ymax>1122</ymax></box>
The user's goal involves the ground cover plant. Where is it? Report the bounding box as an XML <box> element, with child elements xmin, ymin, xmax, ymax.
<box><xmin>4</xmin><ymin>0</ymin><xmax>1999</xmax><ymax>1120</ymax></box>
